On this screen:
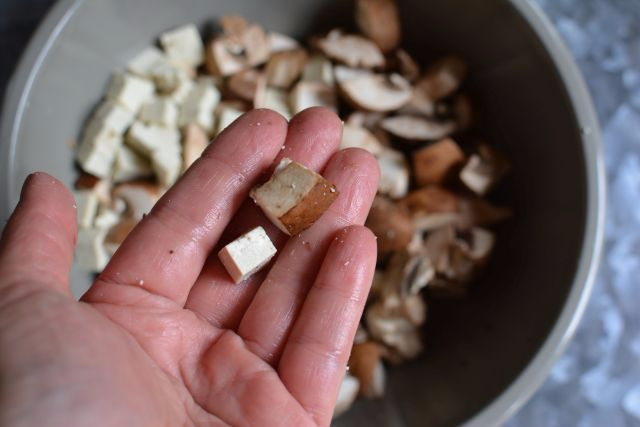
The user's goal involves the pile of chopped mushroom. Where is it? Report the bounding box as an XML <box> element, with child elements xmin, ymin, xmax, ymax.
<box><xmin>72</xmin><ymin>0</ymin><xmax>511</xmax><ymax>416</ymax></box>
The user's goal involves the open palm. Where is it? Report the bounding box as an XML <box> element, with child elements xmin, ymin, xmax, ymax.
<box><xmin>0</xmin><ymin>108</ymin><xmax>379</xmax><ymax>427</ymax></box>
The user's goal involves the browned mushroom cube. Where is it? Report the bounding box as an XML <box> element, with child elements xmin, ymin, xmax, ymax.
<box><xmin>412</xmin><ymin>138</ymin><xmax>465</xmax><ymax>186</ymax></box>
<box><xmin>250</xmin><ymin>158</ymin><xmax>339</xmax><ymax>236</ymax></box>
<box><xmin>365</xmin><ymin>196</ymin><xmax>414</xmax><ymax>254</ymax></box>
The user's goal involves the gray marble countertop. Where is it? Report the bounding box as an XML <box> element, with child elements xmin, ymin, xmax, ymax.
<box><xmin>0</xmin><ymin>0</ymin><xmax>639</xmax><ymax>425</ymax></box>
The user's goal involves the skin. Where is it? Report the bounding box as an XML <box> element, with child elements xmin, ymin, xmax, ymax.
<box><xmin>0</xmin><ymin>108</ymin><xmax>379</xmax><ymax>427</ymax></box>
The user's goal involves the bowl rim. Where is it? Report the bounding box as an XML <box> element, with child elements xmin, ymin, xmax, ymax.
<box><xmin>0</xmin><ymin>0</ymin><xmax>606</xmax><ymax>425</ymax></box>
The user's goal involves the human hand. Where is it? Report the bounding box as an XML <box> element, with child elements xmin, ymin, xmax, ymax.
<box><xmin>0</xmin><ymin>108</ymin><xmax>379</xmax><ymax>426</ymax></box>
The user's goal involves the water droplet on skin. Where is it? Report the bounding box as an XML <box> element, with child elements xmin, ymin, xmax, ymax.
<box><xmin>344</xmin><ymin>260</ymin><xmax>350</xmax><ymax>266</ymax></box>
<box><xmin>330</xmin><ymin>187</ymin><xmax>336</xmax><ymax>193</ymax></box>
<box><xmin>138</xmin><ymin>279</ymin><xmax>144</xmax><ymax>286</ymax></box>
<box><xmin>256</xmin><ymin>122</ymin><xmax>262</xmax><ymax>126</ymax></box>
<box><xmin>72</xmin><ymin>204</ymin><xmax>77</xmax><ymax>209</ymax></box>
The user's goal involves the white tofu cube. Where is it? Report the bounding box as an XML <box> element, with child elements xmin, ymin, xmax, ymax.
<box><xmin>168</xmin><ymin>74</ymin><xmax>195</xmax><ymax>106</ymax></box>
<box><xmin>126</xmin><ymin>121</ymin><xmax>181</xmax><ymax>156</ymax></box>
<box><xmin>77</xmin><ymin>121</ymin><xmax>123</xmax><ymax>178</ymax></box>
<box><xmin>113</xmin><ymin>145</ymin><xmax>153</xmax><ymax>182</ymax></box>
<box><xmin>152</xmin><ymin>147</ymin><xmax>182</xmax><ymax>187</ymax></box>
<box><xmin>218</xmin><ymin>226</ymin><xmax>277</xmax><ymax>283</ymax></box>
<box><xmin>94</xmin><ymin>208</ymin><xmax>121</xmax><ymax>230</ymax></box>
<box><xmin>73</xmin><ymin>190</ymin><xmax>100</xmax><ymax>229</ymax></box>
<box><xmin>178</xmin><ymin>81</ymin><xmax>221</xmax><ymax>133</ymax></box>
<box><xmin>377</xmin><ymin>148</ymin><xmax>409</xmax><ymax>198</ymax></box>
<box><xmin>216</xmin><ymin>104</ymin><xmax>244</xmax><ymax>135</ymax></box>
<box><xmin>92</xmin><ymin>101</ymin><xmax>136</xmax><ymax>134</ymax></box>
<box><xmin>250</xmin><ymin>158</ymin><xmax>339</xmax><ymax>236</ymax></box>
<box><xmin>127</xmin><ymin>47</ymin><xmax>166</xmax><ymax>78</ymax></box>
<box><xmin>160</xmin><ymin>24</ymin><xmax>204</xmax><ymax>70</ymax></box>
<box><xmin>76</xmin><ymin>228</ymin><xmax>109</xmax><ymax>272</ymax></box>
<box><xmin>106</xmin><ymin>72</ymin><xmax>155</xmax><ymax>113</ymax></box>
<box><xmin>139</xmin><ymin>97</ymin><xmax>179</xmax><ymax>127</ymax></box>
<box><xmin>182</xmin><ymin>123</ymin><xmax>209</xmax><ymax>171</ymax></box>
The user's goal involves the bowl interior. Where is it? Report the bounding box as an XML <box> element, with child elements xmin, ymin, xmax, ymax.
<box><xmin>1</xmin><ymin>0</ymin><xmax>588</xmax><ymax>425</ymax></box>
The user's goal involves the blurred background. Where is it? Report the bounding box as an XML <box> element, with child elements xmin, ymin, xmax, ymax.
<box><xmin>0</xmin><ymin>0</ymin><xmax>639</xmax><ymax>425</ymax></box>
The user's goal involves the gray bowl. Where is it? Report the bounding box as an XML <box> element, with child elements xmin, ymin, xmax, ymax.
<box><xmin>0</xmin><ymin>0</ymin><xmax>605</xmax><ymax>425</ymax></box>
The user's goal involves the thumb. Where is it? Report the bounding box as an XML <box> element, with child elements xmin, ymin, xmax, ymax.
<box><xmin>0</xmin><ymin>172</ymin><xmax>77</xmax><ymax>301</ymax></box>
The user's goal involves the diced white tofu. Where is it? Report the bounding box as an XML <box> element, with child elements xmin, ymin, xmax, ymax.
<box><xmin>168</xmin><ymin>74</ymin><xmax>195</xmax><ymax>106</ymax></box>
<box><xmin>255</xmin><ymin>87</ymin><xmax>291</xmax><ymax>120</ymax></box>
<box><xmin>160</xmin><ymin>24</ymin><xmax>204</xmax><ymax>70</ymax></box>
<box><xmin>182</xmin><ymin>123</ymin><xmax>209</xmax><ymax>171</ymax></box>
<box><xmin>152</xmin><ymin>147</ymin><xmax>182</xmax><ymax>187</ymax></box>
<box><xmin>250</xmin><ymin>158</ymin><xmax>338</xmax><ymax>236</ymax></box>
<box><xmin>127</xmin><ymin>47</ymin><xmax>166</xmax><ymax>78</ymax></box>
<box><xmin>94</xmin><ymin>208</ymin><xmax>121</xmax><ymax>230</ymax></box>
<box><xmin>302</xmin><ymin>55</ymin><xmax>334</xmax><ymax>85</ymax></box>
<box><xmin>178</xmin><ymin>80</ymin><xmax>221</xmax><ymax>134</ymax></box>
<box><xmin>377</xmin><ymin>148</ymin><xmax>409</xmax><ymax>198</ymax></box>
<box><xmin>106</xmin><ymin>72</ymin><xmax>155</xmax><ymax>113</ymax></box>
<box><xmin>92</xmin><ymin>101</ymin><xmax>136</xmax><ymax>134</ymax></box>
<box><xmin>77</xmin><ymin>121</ymin><xmax>123</xmax><ymax>178</ymax></box>
<box><xmin>73</xmin><ymin>190</ymin><xmax>100</xmax><ymax>229</ymax></box>
<box><xmin>76</xmin><ymin>228</ymin><xmax>109</xmax><ymax>272</ymax></box>
<box><xmin>113</xmin><ymin>145</ymin><xmax>153</xmax><ymax>182</ymax></box>
<box><xmin>218</xmin><ymin>226</ymin><xmax>277</xmax><ymax>283</ymax></box>
<box><xmin>139</xmin><ymin>97</ymin><xmax>179</xmax><ymax>127</ymax></box>
<box><xmin>126</xmin><ymin>121</ymin><xmax>181</xmax><ymax>156</ymax></box>
<box><xmin>216</xmin><ymin>104</ymin><xmax>244</xmax><ymax>135</ymax></box>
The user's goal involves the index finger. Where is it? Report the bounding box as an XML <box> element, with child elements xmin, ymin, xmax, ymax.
<box><xmin>84</xmin><ymin>109</ymin><xmax>288</xmax><ymax>306</ymax></box>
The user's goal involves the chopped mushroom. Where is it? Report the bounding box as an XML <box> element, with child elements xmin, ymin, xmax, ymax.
<box><xmin>289</xmin><ymin>81</ymin><xmax>337</xmax><ymax>114</ymax></box>
<box><xmin>267</xmin><ymin>32</ymin><xmax>300</xmax><ymax>53</ymax></box>
<box><xmin>265</xmin><ymin>49</ymin><xmax>308</xmax><ymax>88</ymax></box>
<box><xmin>394</xmin><ymin>49</ymin><xmax>420</xmax><ymax>82</ymax></box>
<box><xmin>355</xmin><ymin>0</ymin><xmax>401</xmax><ymax>53</ymax></box>
<box><xmin>250</xmin><ymin>158</ymin><xmax>339</xmax><ymax>236</ymax></box>
<box><xmin>365</xmin><ymin>302</ymin><xmax>423</xmax><ymax>362</ymax></box>
<box><xmin>340</xmin><ymin>124</ymin><xmax>384</xmax><ymax>155</ymax></box>
<box><xmin>333</xmin><ymin>375</ymin><xmax>360</xmax><ymax>418</ymax></box>
<box><xmin>412</xmin><ymin>138</ymin><xmax>466</xmax><ymax>186</ymax></box>
<box><xmin>227</xmin><ymin>69</ymin><xmax>263</xmax><ymax>102</ymax></box>
<box><xmin>381</xmin><ymin>115</ymin><xmax>456</xmax><ymax>141</ymax></box>
<box><xmin>377</xmin><ymin>148</ymin><xmax>410</xmax><ymax>198</ymax></box>
<box><xmin>205</xmin><ymin>21</ymin><xmax>270</xmax><ymax>76</ymax></box>
<box><xmin>419</xmin><ymin>55</ymin><xmax>467</xmax><ymax>100</ymax></box>
<box><xmin>401</xmin><ymin>186</ymin><xmax>459</xmax><ymax>216</ymax></box>
<box><xmin>349</xmin><ymin>342</ymin><xmax>386</xmax><ymax>398</ymax></box>
<box><xmin>112</xmin><ymin>181</ymin><xmax>162</xmax><ymax>221</ymax></box>
<box><xmin>365</xmin><ymin>196</ymin><xmax>414</xmax><ymax>254</ymax></box>
<box><xmin>460</xmin><ymin>144</ymin><xmax>510</xmax><ymax>195</ymax></box>
<box><xmin>318</xmin><ymin>30</ymin><xmax>385</xmax><ymax>69</ymax></box>
<box><xmin>336</xmin><ymin>66</ymin><xmax>411</xmax><ymax>112</ymax></box>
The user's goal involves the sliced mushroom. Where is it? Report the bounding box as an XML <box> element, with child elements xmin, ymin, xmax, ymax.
<box><xmin>455</xmin><ymin>227</ymin><xmax>496</xmax><ymax>262</ymax></box>
<box><xmin>365</xmin><ymin>196</ymin><xmax>414</xmax><ymax>254</ymax></box>
<box><xmin>377</xmin><ymin>148</ymin><xmax>410</xmax><ymax>198</ymax></box>
<box><xmin>365</xmin><ymin>302</ymin><xmax>423</xmax><ymax>361</ymax></box>
<box><xmin>453</xmin><ymin>93</ymin><xmax>475</xmax><ymax>131</ymax></box>
<box><xmin>267</xmin><ymin>32</ymin><xmax>299</xmax><ymax>53</ymax></box>
<box><xmin>336</xmin><ymin>66</ymin><xmax>411</xmax><ymax>112</ymax></box>
<box><xmin>112</xmin><ymin>181</ymin><xmax>162</xmax><ymax>221</ymax></box>
<box><xmin>333</xmin><ymin>374</ymin><xmax>360</xmax><ymax>418</ymax></box>
<box><xmin>402</xmin><ymin>294</ymin><xmax>427</xmax><ymax>326</ymax></box>
<box><xmin>460</xmin><ymin>144</ymin><xmax>510</xmax><ymax>195</ymax></box>
<box><xmin>354</xmin><ymin>323</ymin><xmax>370</xmax><ymax>345</ymax></box>
<box><xmin>412</xmin><ymin>138</ymin><xmax>466</xmax><ymax>186</ymax></box>
<box><xmin>394</xmin><ymin>49</ymin><xmax>420</xmax><ymax>82</ymax></box>
<box><xmin>340</xmin><ymin>124</ymin><xmax>384</xmax><ymax>155</ymax></box>
<box><xmin>349</xmin><ymin>342</ymin><xmax>386</xmax><ymax>398</ymax></box>
<box><xmin>458</xmin><ymin>195</ymin><xmax>512</xmax><ymax>227</ymax></box>
<box><xmin>265</xmin><ymin>49</ymin><xmax>308</xmax><ymax>89</ymax></box>
<box><xmin>345</xmin><ymin>111</ymin><xmax>385</xmax><ymax>130</ymax></box>
<box><xmin>182</xmin><ymin>123</ymin><xmax>209</xmax><ymax>171</ymax></box>
<box><xmin>289</xmin><ymin>81</ymin><xmax>337</xmax><ymax>114</ymax></box>
<box><xmin>419</xmin><ymin>55</ymin><xmax>467</xmax><ymax>100</ymax></box>
<box><xmin>318</xmin><ymin>30</ymin><xmax>385</xmax><ymax>69</ymax></box>
<box><xmin>227</xmin><ymin>69</ymin><xmax>263</xmax><ymax>102</ymax></box>
<box><xmin>219</xmin><ymin>15</ymin><xmax>250</xmax><ymax>38</ymax></box>
<box><xmin>397</xmin><ymin>85</ymin><xmax>436</xmax><ymax>116</ymax></box>
<box><xmin>381</xmin><ymin>115</ymin><xmax>455</xmax><ymax>141</ymax></box>
<box><xmin>355</xmin><ymin>0</ymin><xmax>401</xmax><ymax>53</ymax></box>
<box><xmin>205</xmin><ymin>23</ymin><xmax>269</xmax><ymax>76</ymax></box>
<box><xmin>254</xmin><ymin>83</ymin><xmax>291</xmax><ymax>119</ymax></box>
<box><xmin>413</xmin><ymin>212</ymin><xmax>462</xmax><ymax>232</ymax></box>
<box><xmin>401</xmin><ymin>186</ymin><xmax>459</xmax><ymax>216</ymax></box>
<box><xmin>302</xmin><ymin>54</ymin><xmax>334</xmax><ymax>85</ymax></box>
